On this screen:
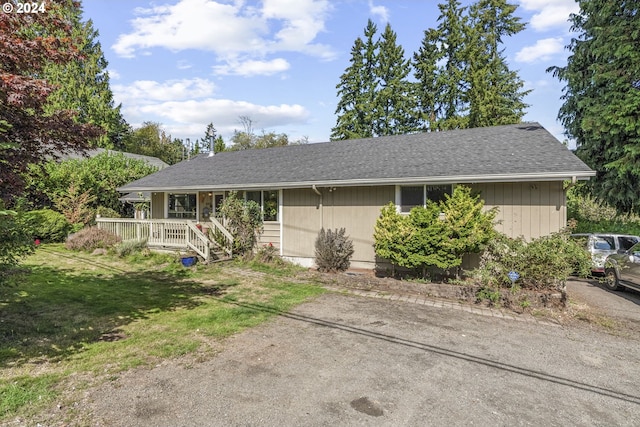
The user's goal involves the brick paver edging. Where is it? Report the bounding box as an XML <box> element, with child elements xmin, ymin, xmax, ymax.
<box><xmin>322</xmin><ymin>285</ymin><xmax>561</xmax><ymax>327</ymax></box>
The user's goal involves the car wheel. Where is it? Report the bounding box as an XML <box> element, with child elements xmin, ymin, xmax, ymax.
<box><xmin>604</xmin><ymin>268</ymin><xmax>622</xmax><ymax>291</ymax></box>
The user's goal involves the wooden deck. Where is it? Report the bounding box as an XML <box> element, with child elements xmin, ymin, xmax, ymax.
<box><xmin>96</xmin><ymin>218</ymin><xmax>233</xmax><ymax>261</ymax></box>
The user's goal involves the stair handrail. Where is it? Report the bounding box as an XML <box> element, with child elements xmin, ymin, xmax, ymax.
<box><xmin>209</xmin><ymin>217</ymin><xmax>233</xmax><ymax>258</ymax></box>
<box><xmin>186</xmin><ymin>222</ymin><xmax>210</xmax><ymax>260</ymax></box>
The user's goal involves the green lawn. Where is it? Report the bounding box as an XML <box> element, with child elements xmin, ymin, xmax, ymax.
<box><xmin>0</xmin><ymin>244</ymin><xmax>325</xmax><ymax>422</ymax></box>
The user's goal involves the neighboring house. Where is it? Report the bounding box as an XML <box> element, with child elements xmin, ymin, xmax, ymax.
<box><xmin>115</xmin><ymin>123</ymin><xmax>595</xmax><ymax>269</ymax></box>
<box><xmin>58</xmin><ymin>147</ymin><xmax>169</xmax><ymax>171</ymax></box>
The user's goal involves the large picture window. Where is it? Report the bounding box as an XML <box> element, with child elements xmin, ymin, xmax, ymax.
<box><xmin>399</xmin><ymin>185</ymin><xmax>452</xmax><ymax>213</ymax></box>
<box><xmin>168</xmin><ymin>193</ymin><xmax>197</xmax><ymax>219</ymax></box>
<box><xmin>246</xmin><ymin>190</ymin><xmax>279</xmax><ymax>221</ymax></box>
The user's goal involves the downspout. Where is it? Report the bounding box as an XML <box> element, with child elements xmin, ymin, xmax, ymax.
<box><xmin>564</xmin><ymin>176</ymin><xmax>578</xmax><ymax>230</ymax></box>
<box><xmin>312</xmin><ymin>185</ymin><xmax>323</xmax><ymax>229</ymax></box>
<box><xmin>564</xmin><ymin>176</ymin><xmax>578</xmax><ymax>190</ymax></box>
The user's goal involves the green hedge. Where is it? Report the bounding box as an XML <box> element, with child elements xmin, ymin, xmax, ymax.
<box><xmin>23</xmin><ymin>209</ymin><xmax>71</xmax><ymax>243</ymax></box>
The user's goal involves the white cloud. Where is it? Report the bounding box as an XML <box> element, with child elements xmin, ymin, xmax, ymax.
<box><xmin>213</xmin><ymin>58</ymin><xmax>290</xmax><ymax>76</ymax></box>
<box><xmin>107</xmin><ymin>69</ymin><xmax>120</xmax><ymax>80</ymax></box>
<box><xmin>176</xmin><ymin>60</ymin><xmax>192</xmax><ymax>70</ymax></box>
<box><xmin>517</xmin><ymin>0</ymin><xmax>579</xmax><ymax>32</ymax></box>
<box><xmin>112</xmin><ymin>0</ymin><xmax>335</xmax><ymax>74</ymax></box>
<box><xmin>113</xmin><ymin>78</ymin><xmax>310</xmax><ymax>140</ymax></box>
<box><xmin>515</xmin><ymin>37</ymin><xmax>564</xmax><ymax>63</ymax></box>
<box><xmin>262</xmin><ymin>0</ymin><xmax>333</xmax><ymax>52</ymax></box>
<box><xmin>113</xmin><ymin>0</ymin><xmax>265</xmax><ymax>58</ymax></box>
<box><xmin>112</xmin><ymin>78</ymin><xmax>216</xmax><ymax>104</ymax></box>
<box><xmin>368</xmin><ymin>1</ymin><xmax>389</xmax><ymax>23</ymax></box>
<box><xmin>141</xmin><ymin>99</ymin><xmax>309</xmax><ymax>128</ymax></box>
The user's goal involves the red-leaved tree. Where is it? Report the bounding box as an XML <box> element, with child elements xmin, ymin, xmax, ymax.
<box><xmin>0</xmin><ymin>0</ymin><xmax>103</xmax><ymax>206</ymax></box>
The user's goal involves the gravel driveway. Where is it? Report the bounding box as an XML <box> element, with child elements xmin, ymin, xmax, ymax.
<box><xmin>80</xmin><ymin>280</ymin><xmax>640</xmax><ymax>427</ymax></box>
<box><xmin>567</xmin><ymin>277</ymin><xmax>640</xmax><ymax>326</ymax></box>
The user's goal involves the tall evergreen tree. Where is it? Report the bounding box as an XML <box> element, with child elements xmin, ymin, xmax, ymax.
<box><xmin>413</xmin><ymin>0</ymin><xmax>528</xmax><ymax>130</ymax></box>
<box><xmin>549</xmin><ymin>0</ymin><xmax>640</xmax><ymax>213</ymax></box>
<box><xmin>374</xmin><ymin>23</ymin><xmax>419</xmax><ymax>136</ymax></box>
<box><xmin>43</xmin><ymin>2</ymin><xmax>128</xmax><ymax>149</ymax></box>
<box><xmin>413</xmin><ymin>0</ymin><xmax>469</xmax><ymax>130</ymax></box>
<box><xmin>331</xmin><ymin>20</ymin><xmax>379</xmax><ymax>140</ymax></box>
<box><xmin>200</xmin><ymin>122</ymin><xmax>225</xmax><ymax>153</ymax></box>
<box><xmin>466</xmin><ymin>0</ymin><xmax>529</xmax><ymax>128</ymax></box>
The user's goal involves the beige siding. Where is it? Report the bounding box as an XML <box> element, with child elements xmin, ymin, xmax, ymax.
<box><xmin>258</xmin><ymin>222</ymin><xmax>281</xmax><ymax>249</ymax></box>
<box><xmin>281</xmin><ymin>188</ymin><xmax>322</xmax><ymax>259</ymax></box>
<box><xmin>151</xmin><ymin>192</ymin><xmax>164</xmax><ymax>219</ymax></box>
<box><xmin>282</xmin><ymin>186</ymin><xmax>395</xmax><ymax>263</ymax></box>
<box><xmin>469</xmin><ymin>181</ymin><xmax>565</xmax><ymax>241</ymax></box>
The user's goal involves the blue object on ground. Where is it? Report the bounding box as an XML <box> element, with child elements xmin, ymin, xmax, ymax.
<box><xmin>181</xmin><ymin>256</ymin><xmax>197</xmax><ymax>267</ymax></box>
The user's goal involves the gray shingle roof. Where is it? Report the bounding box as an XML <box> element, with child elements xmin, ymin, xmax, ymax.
<box><xmin>118</xmin><ymin>123</ymin><xmax>594</xmax><ymax>192</ymax></box>
<box><xmin>59</xmin><ymin>148</ymin><xmax>169</xmax><ymax>170</ymax></box>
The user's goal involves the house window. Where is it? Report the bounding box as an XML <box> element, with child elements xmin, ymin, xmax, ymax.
<box><xmin>246</xmin><ymin>190</ymin><xmax>279</xmax><ymax>222</ymax></box>
<box><xmin>400</xmin><ymin>186</ymin><xmax>423</xmax><ymax>213</ymax></box>
<box><xmin>426</xmin><ymin>185</ymin><xmax>450</xmax><ymax>204</ymax></box>
<box><xmin>399</xmin><ymin>185</ymin><xmax>452</xmax><ymax>213</ymax></box>
<box><xmin>168</xmin><ymin>193</ymin><xmax>197</xmax><ymax>219</ymax></box>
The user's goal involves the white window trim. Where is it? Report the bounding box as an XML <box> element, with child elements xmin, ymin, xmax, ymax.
<box><xmin>245</xmin><ymin>189</ymin><xmax>281</xmax><ymax>223</ymax></box>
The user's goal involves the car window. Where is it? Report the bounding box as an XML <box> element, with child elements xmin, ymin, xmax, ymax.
<box><xmin>594</xmin><ymin>237</ymin><xmax>613</xmax><ymax>250</ymax></box>
<box><xmin>618</xmin><ymin>236</ymin><xmax>639</xmax><ymax>251</ymax></box>
<box><xmin>630</xmin><ymin>242</ymin><xmax>640</xmax><ymax>255</ymax></box>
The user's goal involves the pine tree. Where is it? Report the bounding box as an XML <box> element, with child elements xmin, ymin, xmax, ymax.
<box><xmin>43</xmin><ymin>3</ymin><xmax>127</xmax><ymax>149</ymax></box>
<box><xmin>200</xmin><ymin>122</ymin><xmax>225</xmax><ymax>153</ymax></box>
<box><xmin>549</xmin><ymin>0</ymin><xmax>640</xmax><ymax>213</ymax></box>
<box><xmin>413</xmin><ymin>0</ymin><xmax>469</xmax><ymax>130</ymax></box>
<box><xmin>413</xmin><ymin>0</ymin><xmax>529</xmax><ymax>130</ymax></box>
<box><xmin>466</xmin><ymin>0</ymin><xmax>529</xmax><ymax>128</ymax></box>
<box><xmin>374</xmin><ymin>23</ymin><xmax>418</xmax><ymax>136</ymax></box>
<box><xmin>331</xmin><ymin>20</ymin><xmax>379</xmax><ymax>140</ymax></box>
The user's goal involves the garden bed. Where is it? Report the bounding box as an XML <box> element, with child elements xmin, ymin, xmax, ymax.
<box><xmin>308</xmin><ymin>269</ymin><xmax>566</xmax><ymax>313</ymax></box>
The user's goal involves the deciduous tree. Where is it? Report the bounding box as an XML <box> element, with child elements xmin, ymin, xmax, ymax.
<box><xmin>25</xmin><ymin>151</ymin><xmax>158</xmax><ymax>217</ymax></box>
<box><xmin>123</xmin><ymin>122</ymin><xmax>184</xmax><ymax>165</ymax></box>
<box><xmin>228</xmin><ymin>116</ymin><xmax>297</xmax><ymax>150</ymax></box>
<box><xmin>0</xmin><ymin>0</ymin><xmax>103</xmax><ymax>206</ymax></box>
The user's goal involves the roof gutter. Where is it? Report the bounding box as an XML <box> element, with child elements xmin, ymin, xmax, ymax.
<box><xmin>117</xmin><ymin>171</ymin><xmax>596</xmax><ymax>193</ymax></box>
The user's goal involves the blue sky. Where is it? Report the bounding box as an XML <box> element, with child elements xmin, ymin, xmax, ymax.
<box><xmin>81</xmin><ymin>0</ymin><xmax>579</xmax><ymax>146</ymax></box>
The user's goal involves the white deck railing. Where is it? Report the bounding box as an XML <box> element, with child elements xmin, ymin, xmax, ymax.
<box><xmin>96</xmin><ymin>218</ymin><xmax>233</xmax><ymax>260</ymax></box>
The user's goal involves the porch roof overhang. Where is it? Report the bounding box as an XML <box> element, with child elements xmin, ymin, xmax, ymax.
<box><xmin>118</xmin><ymin>170</ymin><xmax>596</xmax><ymax>193</ymax></box>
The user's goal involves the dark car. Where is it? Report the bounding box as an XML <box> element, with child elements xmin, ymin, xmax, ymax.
<box><xmin>604</xmin><ymin>242</ymin><xmax>640</xmax><ymax>292</ymax></box>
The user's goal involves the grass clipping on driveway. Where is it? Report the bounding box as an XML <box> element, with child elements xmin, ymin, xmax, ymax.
<box><xmin>0</xmin><ymin>244</ymin><xmax>324</xmax><ymax>422</ymax></box>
